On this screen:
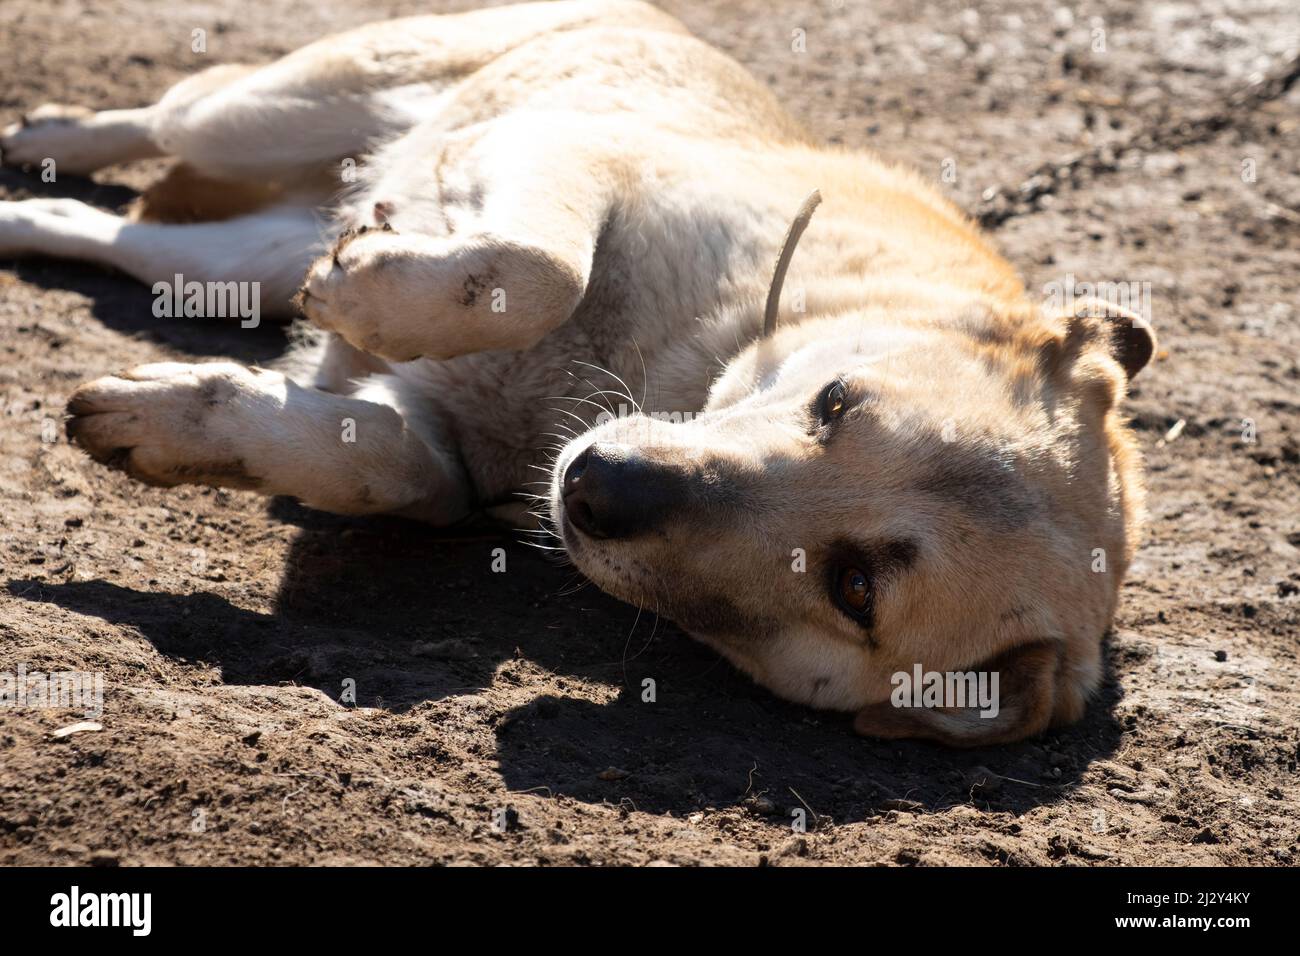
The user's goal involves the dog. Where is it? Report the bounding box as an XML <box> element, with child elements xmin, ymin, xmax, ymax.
<box><xmin>0</xmin><ymin>0</ymin><xmax>1154</xmax><ymax>745</ymax></box>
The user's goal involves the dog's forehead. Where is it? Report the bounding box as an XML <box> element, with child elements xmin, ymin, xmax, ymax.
<box><xmin>807</xmin><ymin>385</ymin><xmax>1043</xmax><ymax>538</ymax></box>
<box><xmin>763</xmin><ymin>323</ymin><xmax>930</xmax><ymax>389</ymax></box>
<box><xmin>913</xmin><ymin>444</ymin><xmax>1042</xmax><ymax>532</ymax></box>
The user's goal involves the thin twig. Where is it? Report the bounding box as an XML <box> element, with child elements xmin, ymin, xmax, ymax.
<box><xmin>763</xmin><ymin>189</ymin><xmax>823</xmax><ymax>336</ymax></box>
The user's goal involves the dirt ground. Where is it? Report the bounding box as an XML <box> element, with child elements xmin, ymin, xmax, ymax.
<box><xmin>1</xmin><ymin>0</ymin><xmax>1297</xmax><ymax>866</ymax></box>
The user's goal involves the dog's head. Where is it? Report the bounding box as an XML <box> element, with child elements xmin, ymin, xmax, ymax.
<box><xmin>549</xmin><ymin>298</ymin><xmax>1154</xmax><ymax>746</ymax></box>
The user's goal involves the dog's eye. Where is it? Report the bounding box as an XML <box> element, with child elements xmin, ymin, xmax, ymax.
<box><xmin>833</xmin><ymin>565</ymin><xmax>872</xmax><ymax>621</ymax></box>
<box><xmin>819</xmin><ymin>379</ymin><xmax>848</xmax><ymax>425</ymax></box>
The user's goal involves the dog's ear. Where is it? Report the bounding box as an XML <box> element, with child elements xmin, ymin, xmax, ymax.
<box><xmin>853</xmin><ymin>642</ymin><xmax>1062</xmax><ymax>748</ymax></box>
<box><xmin>1046</xmin><ymin>297</ymin><xmax>1156</xmax><ymax>381</ymax></box>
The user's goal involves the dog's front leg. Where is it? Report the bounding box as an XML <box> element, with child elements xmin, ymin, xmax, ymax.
<box><xmin>296</xmin><ymin>118</ymin><xmax>609</xmax><ymax>362</ymax></box>
<box><xmin>65</xmin><ymin>362</ymin><xmax>472</xmax><ymax>524</ymax></box>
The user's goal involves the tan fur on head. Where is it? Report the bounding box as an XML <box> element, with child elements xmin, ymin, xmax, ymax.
<box><xmin>554</xmin><ymin>290</ymin><xmax>1156</xmax><ymax>748</ymax></box>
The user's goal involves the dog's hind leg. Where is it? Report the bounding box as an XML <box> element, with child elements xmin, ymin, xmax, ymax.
<box><xmin>146</xmin><ymin>1</ymin><xmax>688</xmax><ymax>180</ymax></box>
<box><xmin>65</xmin><ymin>361</ymin><xmax>472</xmax><ymax>523</ymax></box>
<box><xmin>0</xmin><ymin>105</ymin><xmax>162</xmax><ymax>175</ymax></box>
<box><xmin>3</xmin><ymin>3</ymin><xmax>687</xmax><ymax>179</ymax></box>
<box><xmin>0</xmin><ymin>199</ymin><xmax>326</xmax><ymax>318</ymax></box>
<box><xmin>0</xmin><ymin>57</ymin><xmax>383</xmax><ymax>180</ymax></box>
<box><xmin>0</xmin><ymin>65</ymin><xmax>255</xmax><ymax>176</ymax></box>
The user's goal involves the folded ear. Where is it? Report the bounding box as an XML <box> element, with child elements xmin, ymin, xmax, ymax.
<box><xmin>853</xmin><ymin>642</ymin><xmax>1062</xmax><ymax>748</ymax></box>
<box><xmin>1051</xmin><ymin>297</ymin><xmax>1156</xmax><ymax>381</ymax></box>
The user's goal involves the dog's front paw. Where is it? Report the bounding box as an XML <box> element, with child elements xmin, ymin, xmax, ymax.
<box><xmin>295</xmin><ymin>226</ymin><xmax>579</xmax><ymax>362</ymax></box>
<box><xmin>295</xmin><ymin>224</ymin><xmax>465</xmax><ymax>363</ymax></box>
<box><xmin>295</xmin><ymin>226</ymin><xmax>520</xmax><ymax>363</ymax></box>
<box><xmin>66</xmin><ymin>362</ymin><xmax>276</xmax><ymax>489</ymax></box>
<box><xmin>294</xmin><ymin>225</ymin><xmax>429</xmax><ymax>362</ymax></box>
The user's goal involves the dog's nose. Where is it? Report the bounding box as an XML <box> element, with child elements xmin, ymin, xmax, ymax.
<box><xmin>561</xmin><ymin>442</ymin><xmax>682</xmax><ymax>539</ymax></box>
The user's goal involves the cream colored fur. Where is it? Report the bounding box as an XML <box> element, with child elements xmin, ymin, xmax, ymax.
<box><xmin>0</xmin><ymin>0</ymin><xmax>1154</xmax><ymax>745</ymax></box>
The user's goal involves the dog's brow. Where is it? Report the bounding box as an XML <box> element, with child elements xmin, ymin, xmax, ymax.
<box><xmin>842</xmin><ymin>387</ymin><xmax>877</xmax><ymax>416</ymax></box>
<box><xmin>873</xmin><ymin>538</ymin><xmax>919</xmax><ymax>576</ymax></box>
<box><xmin>829</xmin><ymin>538</ymin><xmax>918</xmax><ymax>578</ymax></box>
<box><xmin>916</xmin><ymin>449</ymin><xmax>1039</xmax><ymax>531</ymax></box>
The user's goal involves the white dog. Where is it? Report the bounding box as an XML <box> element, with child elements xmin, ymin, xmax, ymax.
<box><xmin>0</xmin><ymin>0</ymin><xmax>1154</xmax><ymax>745</ymax></box>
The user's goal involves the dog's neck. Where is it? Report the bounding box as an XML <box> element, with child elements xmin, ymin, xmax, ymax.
<box><xmin>617</xmin><ymin>172</ymin><xmax>1031</xmax><ymax>420</ymax></box>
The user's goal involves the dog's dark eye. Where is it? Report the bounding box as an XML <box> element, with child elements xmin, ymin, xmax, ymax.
<box><xmin>832</xmin><ymin>565</ymin><xmax>872</xmax><ymax>621</ymax></box>
<box><xmin>819</xmin><ymin>379</ymin><xmax>848</xmax><ymax>425</ymax></box>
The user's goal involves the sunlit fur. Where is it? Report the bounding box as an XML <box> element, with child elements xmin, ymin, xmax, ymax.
<box><xmin>0</xmin><ymin>1</ymin><xmax>1154</xmax><ymax>745</ymax></box>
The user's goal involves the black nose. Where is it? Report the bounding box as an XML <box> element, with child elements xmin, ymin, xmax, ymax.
<box><xmin>561</xmin><ymin>442</ymin><xmax>683</xmax><ymax>539</ymax></box>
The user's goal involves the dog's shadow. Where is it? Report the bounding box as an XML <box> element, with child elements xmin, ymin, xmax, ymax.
<box><xmin>8</xmin><ymin>498</ymin><xmax>1125</xmax><ymax>824</ymax></box>
<box><xmin>10</xmin><ymin>503</ymin><xmax>623</xmax><ymax>708</ymax></box>
<box><xmin>490</xmin><ymin>646</ymin><xmax>1128</xmax><ymax>825</ymax></box>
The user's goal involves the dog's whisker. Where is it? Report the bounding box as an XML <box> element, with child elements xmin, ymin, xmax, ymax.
<box><xmin>579</xmin><ymin>387</ymin><xmax>636</xmax><ymax>410</ymax></box>
<box><xmin>544</xmin><ymin>405</ymin><xmax>597</xmax><ymax>432</ymax></box>
<box><xmin>544</xmin><ymin>388</ymin><xmax>616</xmax><ymax>419</ymax></box>
<box><xmin>620</xmin><ymin>601</ymin><xmax>646</xmax><ymax>688</ymax></box>
<box><xmin>631</xmin><ymin>339</ymin><xmax>649</xmax><ymax>414</ymax></box>
<box><xmin>623</xmin><ymin>608</ymin><xmax>661</xmax><ymax>669</ymax></box>
<box><xmin>572</xmin><ymin>360</ymin><xmax>640</xmax><ymax>415</ymax></box>
<box><xmin>561</xmin><ymin>367</ymin><xmax>634</xmax><ymax>416</ymax></box>
<box><xmin>549</xmin><ymin>395</ymin><xmax>617</xmax><ymax>419</ymax></box>
<box><xmin>517</xmin><ymin>539</ymin><xmax>567</xmax><ymax>553</ymax></box>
